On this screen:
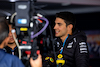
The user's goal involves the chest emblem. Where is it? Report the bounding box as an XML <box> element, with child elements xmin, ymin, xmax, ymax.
<box><xmin>67</xmin><ymin>42</ymin><xmax>73</xmax><ymax>48</ymax></box>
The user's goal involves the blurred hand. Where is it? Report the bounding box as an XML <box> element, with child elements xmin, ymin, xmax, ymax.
<box><xmin>30</xmin><ymin>54</ymin><xmax>42</xmax><ymax>67</ymax></box>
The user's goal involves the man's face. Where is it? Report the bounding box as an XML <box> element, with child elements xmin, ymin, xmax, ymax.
<box><xmin>8</xmin><ymin>25</ymin><xmax>17</xmax><ymax>44</ymax></box>
<box><xmin>54</xmin><ymin>17</ymin><xmax>69</xmax><ymax>39</ymax></box>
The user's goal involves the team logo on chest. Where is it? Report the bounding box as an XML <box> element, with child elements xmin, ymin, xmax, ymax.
<box><xmin>67</xmin><ymin>38</ymin><xmax>76</xmax><ymax>48</ymax></box>
<box><xmin>67</xmin><ymin>42</ymin><xmax>73</xmax><ymax>48</ymax></box>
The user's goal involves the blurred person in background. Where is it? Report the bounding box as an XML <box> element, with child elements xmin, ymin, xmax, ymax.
<box><xmin>0</xmin><ymin>16</ymin><xmax>42</xmax><ymax>67</ymax></box>
<box><xmin>4</xmin><ymin>24</ymin><xmax>19</xmax><ymax>57</ymax></box>
<box><xmin>0</xmin><ymin>16</ymin><xmax>24</xmax><ymax>67</ymax></box>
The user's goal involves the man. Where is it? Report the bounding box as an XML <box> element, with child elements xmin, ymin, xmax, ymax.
<box><xmin>0</xmin><ymin>16</ymin><xmax>42</xmax><ymax>67</ymax></box>
<box><xmin>0</xmin><ymin>17</ymin><xmax>24</xmax><ymax>67</ymax></box>
<box><xmin>54</xmin><ymin>12</ymin><xmax>89</xmax><ymax>67</ymax></box>
<box><xmin>4</xmin><ymin>24</ymin><xmax>19</xmax><ymax>57</ymax></box>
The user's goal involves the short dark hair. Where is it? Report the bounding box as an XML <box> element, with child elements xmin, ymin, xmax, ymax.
<box><xmin>56</xmin><ymin>11</ymin><xmax>76</xmax><ymax>31</ymax></box>
<box><xmin>0</xmin><ymin>17</ymin><xmax>9</xmax><ymax>44</ymax></box>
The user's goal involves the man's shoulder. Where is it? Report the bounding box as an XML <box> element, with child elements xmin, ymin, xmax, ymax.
<box><xmin>0</xmin><ymin>52</ymin><xmax>25</xmax><ymax>67</ymax></box>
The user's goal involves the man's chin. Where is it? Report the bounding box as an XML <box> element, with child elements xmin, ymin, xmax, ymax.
<box><xmin>55</xmin><ymin>35</ymin><xmax>60</xmax><ymax>37</ymax></box>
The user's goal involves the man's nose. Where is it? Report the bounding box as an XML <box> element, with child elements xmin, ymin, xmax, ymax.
<box><xmin>9</xmin><ymin>32</ymin><xmax>13</xmax><ymax>37</ymax></box>
<box><xmin>53</xmin><ymin>24</ymin><xmax>57</xmax><ymax>30</ymax></box>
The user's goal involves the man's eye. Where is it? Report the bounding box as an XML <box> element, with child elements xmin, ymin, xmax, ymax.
<box><xmin>58</xmin><ymin>23</ymin><xmax>62</xmax><ymax>26</ymax></box>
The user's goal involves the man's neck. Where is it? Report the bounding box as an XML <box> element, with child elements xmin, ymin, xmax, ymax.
<box><xmin>7</xmin><ymin>43</ymin><xmax>17</xmax><ymax>50</ymax></box>
<box><xmin>61</xmin><ymin>31</ymin><xmax>72</xmax><ymax>43</ymax></box>
<box><xmin>61</xmin><ymin>35</ymin><xmax>68</xmax><ymax>43</ymax></box>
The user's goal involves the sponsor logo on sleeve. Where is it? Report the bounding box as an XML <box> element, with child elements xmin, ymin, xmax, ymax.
<box><xmin>79</xmin><ymin>42</ymin><xmax>88</xmax><ymax>53</ymax></box>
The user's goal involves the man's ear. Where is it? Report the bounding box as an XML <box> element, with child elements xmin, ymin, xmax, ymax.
<box><xmin>68</xmin><ymin>24</ymin><xmax>73</xmax><ymax>30</ymax></box>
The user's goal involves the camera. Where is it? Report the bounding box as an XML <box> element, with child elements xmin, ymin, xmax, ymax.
<box><xmin>8</xmin><ymin>1</ymin><xmax>56</xmax><ymax>67</ymax></box>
